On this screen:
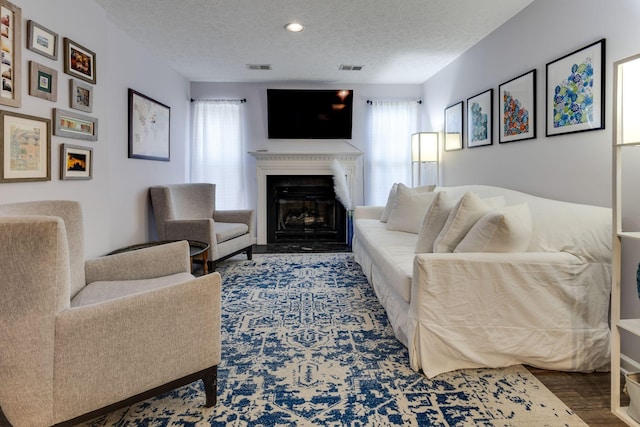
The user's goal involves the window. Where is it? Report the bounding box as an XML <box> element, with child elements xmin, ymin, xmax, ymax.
<box><xmin>190</xmin><ymin>100</ymin><xmax>246</xmax><ymax>209</ymax></box>
<box><xmin>366</xmin><ymin>100</ymin><xmax>418</xmax><ymax>205</ymax></box>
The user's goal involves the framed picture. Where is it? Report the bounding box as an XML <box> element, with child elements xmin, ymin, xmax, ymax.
<box><xmin>29</xmin><ymin>61</ymin><xmax>57</xmax><ymax>102</ymax></box>
<box><xmin>63</xmin><ymin>38</ymin><xmax>96</xmax><ymax>84</ymax></box>
<box><xmin>546</xmin><ymin>38</ymin><xmax>605</xmax><ymax>137</ymax></box>
<box><xmin>60</xmin><ymin>143</ymin><xmax>92</xmax><ymax>180</ymax></box>
<box><xmin>70</xmin><ymin>79</ymin><xmax>92</xmax><ymax>112</ymax></box>
<box><xmin>26</xmin><ymin>20</ymin><xmax>57</xmax><ymax>60</ymax></box>
<box><xmin>0</xmin><ymin>110</ymin><xmax>50</xmax><ymax>183</ymax></box>
<box><xmin>467</xmin><ymin>89</ymin><xmax>493</xmax><ymax>148</ymax></box>
<box><xmin>444</xmin><ymin>101</ymin><xmax>463</xmax><ymax>151</ymax></box>
<box><xmin>53</xmin><ymin>108</ymin><xmax>98</xmax><ymax>141</ymax></box>
<box><xmin>0</xmin><ymin>0</ymin><xmax>21</xmax><ymax>108</ymax></box>
<box><xmin>499</xmin><ymin>69</ymin><xmax>536</xmax><ymax>143</ymax></box>
<box><xmin>128</xmin><ymin>88</ymin><xmax>170</xmax><ymax>161</ymax></box>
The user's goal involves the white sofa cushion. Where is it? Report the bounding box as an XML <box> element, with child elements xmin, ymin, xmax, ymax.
<box><xmin>454</xmin><ymin>203</ymin><xmax>532</xmax><ymax>253</ymax></box>
<box><xmin>380</xmin><ymin>183</ymin><xmax>399</xmax><ymax>223</ymax></box>
<box><xmin>386</xmin><ymin>184</ymin><xmax>437</xmax><ymax>234</ymax></box>
<box><xmin>415</xmin><ymin>191</ymin><xmax>456</xmax><ymax>253</ymax></box>
<box><xmin>433</xmin><ymin>192</ymin><xmax>505</xmax><ymax>253</ymax></box>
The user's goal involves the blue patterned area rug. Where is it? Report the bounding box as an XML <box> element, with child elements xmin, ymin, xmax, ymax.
<box><xmin>85</xmin><ymin>253</ymin><xmax>586</xmax><ymax>426</ymax></box>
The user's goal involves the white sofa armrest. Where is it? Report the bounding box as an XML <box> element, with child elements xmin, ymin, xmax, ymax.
<box><xmin>354</xmin><ymin>205</ymin><xmax>384</xmax><ymax>220</ymax></box>
<box><xmin>409</xmin><ymin>252</ymin><xmax>611</xmax><ymax>377</ymax></box>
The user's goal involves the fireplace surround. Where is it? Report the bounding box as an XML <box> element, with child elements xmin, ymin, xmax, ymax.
<box><xmin>249</xmin><ymin>151</ymin><xmax>361</xmax><ymax>245</ymax></box>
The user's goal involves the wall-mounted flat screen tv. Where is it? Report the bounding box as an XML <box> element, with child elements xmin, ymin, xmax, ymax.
<box><xmin>267</xmin><ymin>89</ymin><xmax>353</xmax><ymax>139</ymax></box>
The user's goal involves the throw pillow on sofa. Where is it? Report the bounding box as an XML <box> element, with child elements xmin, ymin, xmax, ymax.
<box><xmin>454</xmin><ymin>203</ymin><xmax>532</xmax><ymax>253</ymax></box>
<box><xmin>433</xmin><ymin>192</ymin><xmax>505</xmax><ymax>253</ymax></box>
<box><xmin>415</xmin><ymin>191</ymin><xmax>456</xmax><ymax>253</ymax></box>
<box><xmin>380</xmin><ymin>183</ymin><xmax>434</xmax><ymax>223</ymax></box>
<box><xmin>386</xmin><ymin>183</ymin><xmax>438</xmax><ymax>234</ymax></box>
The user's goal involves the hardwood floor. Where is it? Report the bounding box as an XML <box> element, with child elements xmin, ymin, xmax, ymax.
<box><xmin>527</xmin><ymin>367</ymin><xmax>628</xmax><ymax>426</ymax></box>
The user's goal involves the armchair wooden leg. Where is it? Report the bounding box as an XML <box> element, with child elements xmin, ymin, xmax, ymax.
<box><xmin>203</xmin><ymin>366</ymin><xmax>218</xmax><ymax>407</ymax></box>
<box><xmin>246</xmin><ymin>246</ymin><xmax>253</xmax><ymax>260</ymax></box>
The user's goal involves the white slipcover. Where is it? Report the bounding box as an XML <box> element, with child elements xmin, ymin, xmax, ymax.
<box><xmin>353</xmin><ymin>185</ymin><xmax>611</xmax><ymax>378</ymax></box>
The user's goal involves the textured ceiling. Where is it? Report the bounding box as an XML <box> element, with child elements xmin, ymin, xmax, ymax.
<box><xmin>94</xmin><ymin>0</ymin><xmax>534</xmax><ymax>84</ymax></box>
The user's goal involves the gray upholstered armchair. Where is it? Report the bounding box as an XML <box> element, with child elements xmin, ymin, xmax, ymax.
<box><xmin>0</xmin><ymin>201</ymin><xmax>221</xmax><ymax>427</ymax></box>
<box><xmin>150</xmin><ymin>183</ymin><xmax>254</xmax><ymax>271</ymax></box>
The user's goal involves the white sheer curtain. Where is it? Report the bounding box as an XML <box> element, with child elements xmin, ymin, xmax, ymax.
<box><xmin>366</xmin><ymin>100</ymin><xmax>418</xmax><ymax>205</ymax></box>
<box><xmin>190</xmin><ymin>100</ymin><xmax>247</xmax><ymax>209</ymax></box>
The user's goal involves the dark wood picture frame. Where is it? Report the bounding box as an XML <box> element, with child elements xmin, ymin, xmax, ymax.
<box><xmin>128</xmin><ymin>88</ymin><xmax>170</xmax><ymax>161</ymax></box>
<box><xmin>63</xmin><ymin>37</ymin><xmax>96</xmax><ymax>84</ymax></box>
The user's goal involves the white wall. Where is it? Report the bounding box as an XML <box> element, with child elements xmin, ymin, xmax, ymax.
<box><xmin>0</xmin><ymin>0</ymin><xmax>190</xmax><ymax>257</ymax></box>
<box><xmin>190</xmin><ymin>82</ymin><xmax>422</xmax><ymax>208</ymax></box>
<box><xmin>420</xmin><ymin>0</ymin><xmax>640</xmax><ymax>359</ymax></box>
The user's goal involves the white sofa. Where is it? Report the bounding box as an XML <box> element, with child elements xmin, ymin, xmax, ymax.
<box><xmin>352</xmin><ymin>184</ymin><xmax>611</xmax><ymax>378</ymax></box>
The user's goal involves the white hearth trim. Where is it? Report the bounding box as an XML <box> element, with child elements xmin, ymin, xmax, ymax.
<box><xmin>249</xmin><ymin>151</ymin><xmax>362</xmax><ymax>244</ymax></box>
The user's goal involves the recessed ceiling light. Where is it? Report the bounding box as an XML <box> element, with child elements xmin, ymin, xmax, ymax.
<box><xmin>284</xmin><ymin>22</ymin><xmax>304</xmax><ymax>32</ymax></box>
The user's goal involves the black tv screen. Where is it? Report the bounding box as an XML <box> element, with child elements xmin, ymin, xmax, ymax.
<box><xmin>267</xmin><ymin>89</ymin><xmax>353</xmax><ymax>139</ymax></box>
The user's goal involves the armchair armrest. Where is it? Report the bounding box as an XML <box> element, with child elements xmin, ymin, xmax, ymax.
<box><xmin>409</xmin><ymin>252</ymin><xmax>611</xmax><ymax>377</ymax></box>
<box><xmin>86</xmin><ymin>241</ymin><xmax>191</xmax><ymax>283</ymax></box>
<box><xmin>354</xmin><ymin>205</ymin><xmax>383</xmax><ymax>220</ymax></box>
<box><xmin>214</xmin><ymin>209</ymin><xmax>254</xmax><ymax>234</ymax></box>
<box><xmin>165</xmin><ymin>218</ymin><xmax>215</xmax><ymax>244</ymax></box>
<box><xmin>54</xmin><ymin>273</ymin><xmax>221</xmax><ymax>417</ymax></box>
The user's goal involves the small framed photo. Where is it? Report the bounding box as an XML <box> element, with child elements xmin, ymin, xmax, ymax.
<box><xmin>546</xmin><ymin>38</ymin><xmax>605</xmax><ymax>137</ymax></box>
<box><xmin>60</xmin><ymin>143</ymin><xmax>92</xmax><ymax>180</ymax></box>
<box><xmin>53</xmin><ymin>108</ymin><xmax>98</xmax><ymax>141</ymax></box>
<box><xmin>26</xmin><ymin>20</ymin><xmax>58</xmax><ymax>60</ymax></box>
<box><xmin>467</xmin><ymin>89</ymin><xmax>493</xmax><ymax>148</ymax></box>
<box><xmin>63</xmin><ymin>37</ymin><xmax>96</xmax><ymax>84</ymax></box>
<box><xmin>128</xmin><ymin>88</ymin><xmax>170</xmax><ymax>161</ymax></box>
<box><xmin>444</xmin><ymin>101</ymin><xmax>463</xmax><ymax>151</ymax></box>
<box><xmin>70</xmin><ymin>79</ymin><xmax>92</xmax><ymax>112</ymax></box>
<box><xmin>0</xmin><ymin>110</ymin><xmax>50</xmax><ymax>183</ymax></box>
<box><xmin>0</xmin><ymin>0</ymin><xmax>22</xmax><ymax>108</ymax></box>
<box><xmin>499</xmin><ymin>69</ymin><xmax>536</xmax><ymax>143</ymax></box>
<box><xmin>29</xmin><ymin>61</ymin><xmax>57</xmax><ymax>102</ymax></box>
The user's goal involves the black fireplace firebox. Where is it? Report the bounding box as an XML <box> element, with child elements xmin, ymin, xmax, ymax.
<box><xmin>267</xmin><ymin>175</ymin><xmax>346</xmax><ymax>243</ymax></box>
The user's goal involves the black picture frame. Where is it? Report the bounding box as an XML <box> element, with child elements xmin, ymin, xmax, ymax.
<box><xmin>444</xmin><ymin>101</ymin><xmax>463</xmax><ymax>151</ymax></box>
<box><xmin>128</xmin><ymin>88</ymin><xmax>170</xmax><ymax>161</ymax></box>
<box><xmin>499</xmin><ymin>69</ymin><xmax>536</xmax><ymax>143</ymax></box>
<box><xmin>466</xmin><ymin>89</ymin><xmax>493</xmax><ymax>148</ymax></box>
<box><xmin>545</xmin><ymin>39</ymin><xmax>605</xmax><ymax>137</ymax></box>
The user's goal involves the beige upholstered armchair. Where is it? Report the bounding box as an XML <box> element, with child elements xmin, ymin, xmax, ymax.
<box><xmin>150</xmin><ymin>183</ymin><xmax>254</xmax><ymax>271</ymax></box>
<box><xmin>0</xmin><ymin>201</ymin><xmax>221</xmax><ymax>427</ymax></box>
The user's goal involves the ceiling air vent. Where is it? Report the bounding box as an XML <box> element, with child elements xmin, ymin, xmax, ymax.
<box><xmin>339</xmin><ymin>64</ymin><xmax>364</xmax><ymax>71</ymax></box>
<box><xmin>246</xmin><ymin>64</ymin><xmax>272</xmax><ymax>70</ymax></box>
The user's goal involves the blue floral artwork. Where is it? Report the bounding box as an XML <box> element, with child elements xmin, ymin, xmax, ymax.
<box><xmin>552</xmin><ymin>58</ymin><xmax>594</xmax><ymax>128</ymax></box>
<box><xmin>467</xmin><ymin>89</ymin><xmax>492</xmax><ymax>147</ymax></box>
<box><xmin>546</xmin><ymin>39</ymin><xmax>604</xmax><ymax>136</ymax></box>
<box><xmin>470</xmin><ymin>102</ymin><xmax>488</xmax><ymax>142</ymax></box>
<box><xmin>503</xmin><ymin>91</ymin><xmax>529</xmax><ymax>136</ymax></box>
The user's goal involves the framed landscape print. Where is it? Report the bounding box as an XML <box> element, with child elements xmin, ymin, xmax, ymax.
<box><xmin>26</xmin><ymin>20</ymin><xmax>58</xmax><ymax>60</ymax></box>
<box><xmin>499</xmin><ymin>69</ymin><xmax>536</xmax><ymax>143</ymax></box>
<box><xmin>29</xmin><ymin>61</ymin><xmax>57</xmax><ymax>102</ymax></box>
<box><xmin>467</xmin><ymin>89</ymin><xmax>493</xmax><ymax>148</ymax></box>
<box><xmin>53</xmin><ymin>108</ymin><xmax>98</xmax><ymax>141</ymax></box>
<box><xmin>0</xmin><ymin>110</ymin><xmax>50</xmax><ymax>183</ymax></box>
<box><xmin>546</xmin><ymin>38</ymin><xmax>605</xmax><ymax>137</ymax></box>
<box><xmin>0</xmin><ymin>0</ymin><xmax>21</xmax><ymax>107</ymax></box>
<box><xmin>60</xmin><ymin>143</ymin><xmax>92</xmax><ymax>180</ymax></box>
<box><xmin>128</xmin><ymin>88</ymin><xmax>170</xmax><ymax>161</ymax></box>
<box><xmin>63</xmin><ymin>38</ymin><xmax>96</xmax><ymax>84</ymax></box>
<box><xmin>444</xmin><ymin>101</ymin><xmax>463</xmax><ymax>151</ymax></box>
<box><xmin>70</xmin><ymin>79</ymin><xmax>93</xmax><ymax>112</ymax></box>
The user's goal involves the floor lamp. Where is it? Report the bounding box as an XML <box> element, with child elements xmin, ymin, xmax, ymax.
<box><xmin>411</xmin><ymin>132</ymin><xmax>439</xmax><ymax>187</ymax></box>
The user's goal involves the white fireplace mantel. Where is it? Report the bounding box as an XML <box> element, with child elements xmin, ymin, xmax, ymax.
<box><xmin>249</xmin><ymin>151</ymin><xmax>362</xmax><ymax>244</ymax></box>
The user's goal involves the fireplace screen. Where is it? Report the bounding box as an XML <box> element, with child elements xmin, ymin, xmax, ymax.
<box><xmin>267</xmin><ymin>175</ymin><xmax>345</xmax><ymax>243</ymax></box>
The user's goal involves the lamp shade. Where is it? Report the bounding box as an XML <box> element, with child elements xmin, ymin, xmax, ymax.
<box><xmin>618</xmin><ymin>57</ymin><xmax>640</xmax><ymax>144</ymax></box>
<box><xmin>411</xmin><ymin>132</ymin><xmax>438</xmax><ymax>162</ymax></box>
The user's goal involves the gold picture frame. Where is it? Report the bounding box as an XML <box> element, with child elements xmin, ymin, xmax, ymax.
<box><xmin>0</xmin><ymin>110</ymin><xmax>51</xmax><ymax>183</ymax></box>
<box><xmin>0</xmin><ymin>0</ymin><xmax>21</xmax><ymax>107</ymax></box>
